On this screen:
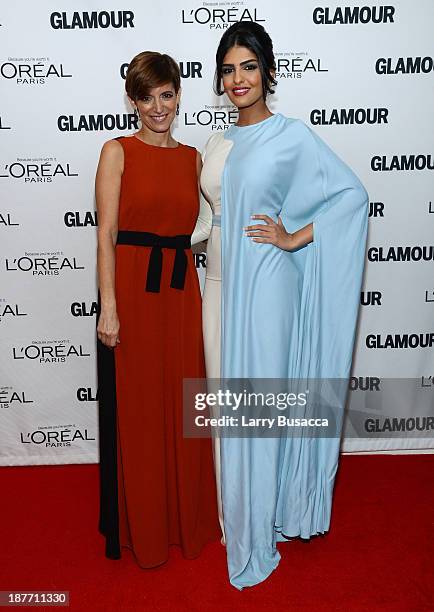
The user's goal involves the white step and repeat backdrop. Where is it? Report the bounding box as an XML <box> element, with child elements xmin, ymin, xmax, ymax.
<box><xmin>1</xmin><ymin>1</ymin><xmax>433</xmax><ymax>465</ymax></box>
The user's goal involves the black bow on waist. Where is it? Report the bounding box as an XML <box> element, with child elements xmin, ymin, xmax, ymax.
<box><xmin>116</xmin><ymin>230</ymin><xmax>191</xmax><ymax>293</ymax></box>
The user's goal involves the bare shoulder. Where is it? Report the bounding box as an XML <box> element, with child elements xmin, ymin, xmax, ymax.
<box><xmin>98</xmin><ymin>139</ymin><xmax>124</xmax><ymax>172</ymax></box>
<box><xmin>100</xmin><ymin>138</ymin><xmax>124</xmax><ymax>157</ymax></box>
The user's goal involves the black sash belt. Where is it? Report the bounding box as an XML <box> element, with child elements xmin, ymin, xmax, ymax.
<box><xmin>116</xmin><ymin>230</ymin><xmax>191</xmax><ymax>293</ymax></box>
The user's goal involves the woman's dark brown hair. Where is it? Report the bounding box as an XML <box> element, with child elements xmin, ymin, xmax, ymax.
<box><xmin>214</xmin><ymin>22</ymin><xmax>277</xmax><ymax>101</ymax></box>
<box><xmin>125</xmin><ymin>51</ymin><xmax>181</xmax><ymax>101</ymax></box>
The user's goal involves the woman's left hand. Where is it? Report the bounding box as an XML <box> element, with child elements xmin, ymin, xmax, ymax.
<box><xmin>244</xmin><ymin>214</ymin><xmax>298</xmax><ymax>251</ymax></box>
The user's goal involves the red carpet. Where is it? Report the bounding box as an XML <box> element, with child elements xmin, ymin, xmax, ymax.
<box><xmin>1</xmin><ymin>455</ymin><xmax>433</xmax><ymax>611</ymax></box>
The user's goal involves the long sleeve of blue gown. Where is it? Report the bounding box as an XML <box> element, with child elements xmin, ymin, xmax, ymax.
<box><xmin>302</xmin><ymin>126</ymin><xmax>369</xmax><ymax>378</ymax></box>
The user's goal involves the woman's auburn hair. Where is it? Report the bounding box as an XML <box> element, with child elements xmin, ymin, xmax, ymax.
<box><xmin>125</xmin><ymin>51</ymin><xmax>181</xmax><ymax>101</ymax></box>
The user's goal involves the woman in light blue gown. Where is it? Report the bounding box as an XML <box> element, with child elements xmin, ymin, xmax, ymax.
<box><xmin>200</xmin><ymin>22</ymin><xmax>368</xmax><ymax>590</ymax></box>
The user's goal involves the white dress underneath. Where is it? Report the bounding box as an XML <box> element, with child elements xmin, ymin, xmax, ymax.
<box><xmin>200</xmin><ymin>133</ymin><xmax>234</xmax><ymax>538</ymax></box>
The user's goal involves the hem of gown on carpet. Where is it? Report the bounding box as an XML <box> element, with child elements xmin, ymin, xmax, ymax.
<box><xmin>231</xmin><ymin>557</ymin><xmax>281</xmax><ymax>591</ymax></box>
<box><xmin>115</xmin><ymin>539</ymin><xmax>218</xmax><ymax>569</ymax></box>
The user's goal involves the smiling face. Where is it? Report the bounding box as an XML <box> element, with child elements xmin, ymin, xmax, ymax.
<box><xmin>132</xmin><ymin>82</ymin><xmax>179</xmax><ymax>134</ymax></box>
<box><xmin>221</xmin><ymin>45</ymin><xmax>264</xmax><ymax>110</ymax></box>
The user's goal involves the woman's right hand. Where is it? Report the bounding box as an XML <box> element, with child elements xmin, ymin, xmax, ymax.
<box><xmin>97</xmin><ymin>309</ymin><xmax>120</xmax><ymax>348</ymax></box>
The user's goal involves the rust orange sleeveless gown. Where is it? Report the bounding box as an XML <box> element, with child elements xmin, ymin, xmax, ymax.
<box><xmin>97</xmin><ymin>135</ymin><xmax>220</xmax><ymax>568</ymax></box>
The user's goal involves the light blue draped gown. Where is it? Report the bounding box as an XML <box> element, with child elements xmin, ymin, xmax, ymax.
<box><xmin>201</xmin><ymin>113</ymin><xmax>368</xmax><ymax>590</ymax></box>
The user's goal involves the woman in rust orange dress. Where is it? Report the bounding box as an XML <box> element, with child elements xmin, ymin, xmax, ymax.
<box><xmin>95</xmin><ymin>51</ymin><xmax>219</xmax><ymax>567</ymax></box>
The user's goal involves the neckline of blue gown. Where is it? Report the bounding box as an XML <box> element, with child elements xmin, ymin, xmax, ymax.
<box><xmin>231</xmin><ymin>112</ymin><xmax>281</xmax><ymax>131</ymax></box>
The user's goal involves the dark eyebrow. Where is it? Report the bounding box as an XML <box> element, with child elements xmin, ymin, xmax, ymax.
<box><xmin>221</xmin><ymin>59</ymin><xmax>257</xmax><ymax>67</ymax></box>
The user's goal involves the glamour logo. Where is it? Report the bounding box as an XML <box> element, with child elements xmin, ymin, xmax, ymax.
<box><xmin>0</xmin><ymin>212</ymin><xmax>19</xmax><ymax>226</ymax></box>
<box><xmin>64</xmin><ymin>211</ymin><xmax>97</xmax><ymax>227</ymax></box>
<box><xmin>0</xmin><ymin>159</ymin><xmax>78</xmax><ymax>183</ymax></box>
<box><xmin>360</xmin><ymin>291</ymin><xmax>382</xmax><ymax>306</ymax></box>
<box><xmin>0</xmin><ymin>386</ymin><xmax>33</xmax><ymax>409</ymax></box>
<box><xmin>313</xmin><ymin>5</ymin><xmax>395</xmax><ymax>24</ymax></box>
<box><xmin>77</xmin><ymin>387</ymin><xmax>98</xmax><ymax>401</ymax></box>
<box><xmin>0</xmin><ymin>58</ymin><xmax>72</xmax><ymax>85</ymax></box>
<box><xmin>20</xmin><ymin>427</ymin><xmax>95</xmax><ymax>447</ymax></box>
<box><xmin>13</xmin><ymin>341</ymin><xmax>91</xmax><ymax>363</ymax></box>
<box><xmin>274</xmin><ymin>53</ymin><xmax>328</xmax><ymax>79</ymax></box>
<box><xmin>58</xmin><ymin>114</ymin><xmax>138</xmax><ymax>132</ymax></box>
<box><xmin>5</xmin><ymin>252</ymin><xmax>85</xmax><ymax>275</ymax></box>
<box><xmin>376</xmin><ymin>56</ymin><xmax>433</xmax><ymax>74</ymax></box>
<box><xmin>183</xmin><ymin>106</ymin><xmax>238</xmax><ymax>131</ymax></box>
<box><xmin>366</xmin><ymin>333</ymin><xmax>434</xmax><ymax>349</ymax></box>
<box><xmin>71</xmin><ymin>301</ymin><xmax>98</xmax><ymax>317</ymax></box>
<box><xmin>369</xmin><ymin>202</ymin><xmax>384</xmax><ymax>217</ymax></box>
<box><xmin>310</xmin><ymin>108</ymin><xmax>388</xmax><ymax>125</ymax></box>
<box><xmin>368</xmin><ymin>246</ymin><xmax>434</xmax><ymax>262</ymax></box>
<box><xmin>120</xmin><ymin>61</ymin><xmax>202</xmax><ymax>80</ymax></box>
<box><xmin>181</xmin><ymin>6</ymin><xmax>265</xmax><ymax>28</ymax></box>
<box><xmin>50</xmin><ymin>11</ymin><xmax>134</xmax><ymax>29</ymax></box>
<box><xmin>349</xmin><ymin>377</ymin><xmax>381</xmax><ymax>391</ymax></box>
<box><xmin>0</xmin><ymin>116</ymin><xmax>11</xmax><ymax>129</ymax></box>
<box><xmin>0</xmin><ymin>301</ymin><xmax>28</xmax><ymax>323</ymax></box>
<box><xmin>365</xmin><ymin>417</ymin><xmax>434</xmax><ymax>433</ymax></box>
<box><xmin>371</xmin><ymin>154</ymin><xmax>434</xmax><ymax>171</ymax></box>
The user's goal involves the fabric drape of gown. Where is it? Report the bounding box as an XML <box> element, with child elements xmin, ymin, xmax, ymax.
<box><xmin>97</xmin><ymin>135</ymin><xmax>220</xmax><ymax>568</ymax></box>
<box><xmin>201</xmin><ymin>114</ymin><xmax>368</xmax><ymax>589</ymax></box>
